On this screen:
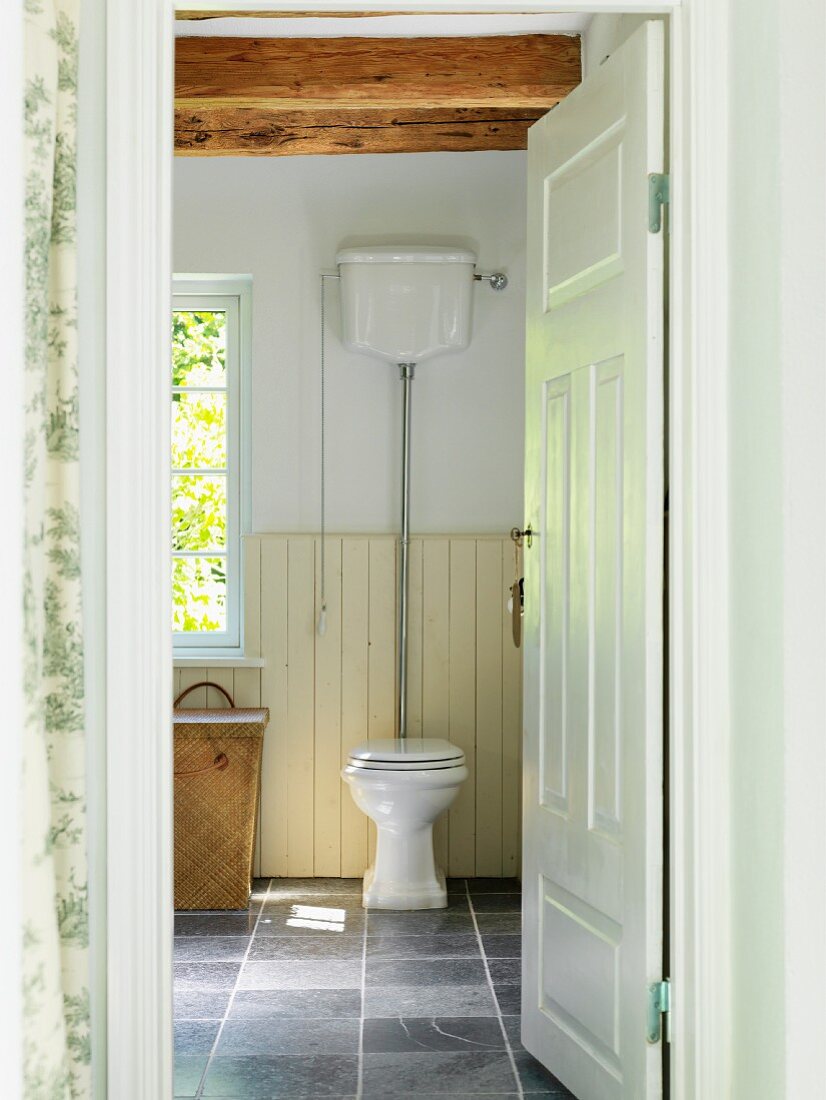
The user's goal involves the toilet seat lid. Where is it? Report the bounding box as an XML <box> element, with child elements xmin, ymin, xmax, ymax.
<box><xmin>347</xmin><ymin>738</ymin><xmax>465</xmax><ymax>768</ymax></box>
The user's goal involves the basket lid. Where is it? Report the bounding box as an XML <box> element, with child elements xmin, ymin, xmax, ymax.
<box><xmin>173</xmin><ymin>707</ymin><xmax>269</xmax><ymax>738</ymax></box>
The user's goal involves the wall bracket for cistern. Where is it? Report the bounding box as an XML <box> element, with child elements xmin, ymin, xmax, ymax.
<box><xmin>474</xmin><ymin>271</ymin><xmax>509</xmax><ymax>290</ymax></box>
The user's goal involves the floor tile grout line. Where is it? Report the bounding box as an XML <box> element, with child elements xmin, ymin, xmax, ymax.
<box><xmin>191</xmin><ymin>876</ymin><xmax>273</xmax><ymax>1099</ymax></box>
<box><xmin>357</xmin><ymin>902</ymin><xmax>369</xmax><ymax>1100</ymax></box>
<box><xmin>465</xmin><ymin>881</ymin><xmax>524</xmax><ymax>1100</ymax></box>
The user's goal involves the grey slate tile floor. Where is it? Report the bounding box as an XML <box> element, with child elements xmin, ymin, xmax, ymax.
<box><xmin>174</xmin><ymin>878</ymin><xmax>575</xmax><ymax>1099</ymax></box>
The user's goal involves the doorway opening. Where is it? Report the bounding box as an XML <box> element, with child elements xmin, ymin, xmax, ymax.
<box><xmin>169</xmin><ymin>11</ymin><xmax>669</xmax><ymax>1099</ymax></box>
<box><xmin>103</xmin><ymin>4</ymin><xmax>699</xmax><ymax>1095</ymax></box>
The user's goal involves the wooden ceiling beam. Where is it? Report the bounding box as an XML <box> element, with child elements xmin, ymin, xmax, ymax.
<box><xmin>175</xmin><ymin>34</ymin><xmax>581</xmax><ymax>111</ymax></box>
<box><xmin>175</xmin><ymin>104</ymin><xmax>544</xmax><ymax>155</ymax></box>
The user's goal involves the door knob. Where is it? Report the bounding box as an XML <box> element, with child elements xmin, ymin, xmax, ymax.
<box><xmin>510</xmin><ymin>526</ymin><xmax>533</xmax><ymax>549</ymax></box>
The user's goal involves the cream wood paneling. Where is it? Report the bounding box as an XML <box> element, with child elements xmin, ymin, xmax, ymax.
<box><xmin>448</xmin><ymin>540</ymin><xmax>478</xmax><ymax>876</ymax></box>
<box><xmin>502</xmin><ymin>543</ymin><xmax>523</xmax><ymax>876</ymax></box>
<box><xmin>423</xmin><ymin>540</ymin><xmax>450</xmax><ymax>871</ymax></box>
<box><xmin>475</xmin><ymin>540</ymin><xmax>505</xmax><ymax>876</ymax></box>
<box><xmin>260</xmin><ymin>537</ymin><xmax>289</xmax><ymax>874</ymax></box>
<box><xmin>340</xmin><ymin>539</ymin><xmax>370</xmax><ymax>876</ymax></box>
<box><xmin>174</xmin><ymin>533</ymin><xmax>523</xmax><ymax>879</ymax></box>
<box><xmin>314</xmin><ymin>537</ymin><xmax>343</xmax><ymax>875</ymax></box>
<box><xmin>286</xmin><ymin>537</ymin><xmax>316</xmax><ymax>875</ymax></box>
<box><xmin>366</xmin><ymin>538</ymin><xmax>397</xmax><ymax>868</ymax></box>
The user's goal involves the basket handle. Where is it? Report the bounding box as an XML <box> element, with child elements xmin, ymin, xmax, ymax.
<box><xmin>174</xmin><ymin>752</ymin><xmax>229</xmax><ymax>780</ymax></box>
<box><xmin>174</xmin><ymin>681</ymin><xmax>236</xmax><ymax>709</ymax></box>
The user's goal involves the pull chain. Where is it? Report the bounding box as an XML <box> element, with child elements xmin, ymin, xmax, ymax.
<box><xmin>317</xmin><ymin>274</ymin><xmax>338</xmax><ymax>636</ymax></box>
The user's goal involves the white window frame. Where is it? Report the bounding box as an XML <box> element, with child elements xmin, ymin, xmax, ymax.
<box><xmin>172</xmin><ymin>275</ymin><xmax>252</xmax><ymax>656</ymax></box>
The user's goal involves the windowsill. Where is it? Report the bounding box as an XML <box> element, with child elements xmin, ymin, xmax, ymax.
<box><xmin>173</xmin><ymin>654</ymin><xmax>265</xmax><ymax>668</ymax></box>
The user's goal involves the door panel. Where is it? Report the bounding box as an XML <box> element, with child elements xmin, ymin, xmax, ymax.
<box><xmin>541</xmin><ymin>376</ymin><xmax>571</xmax><ymax>815</ymax></box>
<box><xmin>522</xmin><ymin>21</ymin><xmax>665</xmax><ymax>1100</ymax></box>
<box><xmin>539</xmin><ymin>878</ymin><xmax>623</xmax><ymax>1071</ymax></box>
<box><xmin>591</xmin><ymin>358</ymin><xmax>623</xmax><ymax>840</ymax></box>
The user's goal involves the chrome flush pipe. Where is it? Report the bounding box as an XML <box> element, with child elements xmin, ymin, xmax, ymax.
<box><xmin>397</xmin><ymin>363</ymin><xmax>415</xmax><ymax>740</ymax></box>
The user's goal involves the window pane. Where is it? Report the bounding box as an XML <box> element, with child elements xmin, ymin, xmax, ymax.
<box><xmin>172</xmin><ymin>556</ymin><xmax>227</xmax><ymax>633</ymax></box>
<box><xmin>172</xmin><ymin>310</ymin><xmax>227</xmax><ymax>387</ymax></box>
<box><xmin>172</xmin><ymin>392</ymin><xmax>227</xmax><ymax>469</ymax></box>
<box><xmin>172</xmin><ymin>475</ymin><xmax>227</xmax><ymax>552</ymax></box>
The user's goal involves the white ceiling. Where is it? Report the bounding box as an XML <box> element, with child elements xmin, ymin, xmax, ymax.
<box><xmin>175</xmin><ymin>13</ymin><xmax>591</xmax><ymax>37</ymax></box>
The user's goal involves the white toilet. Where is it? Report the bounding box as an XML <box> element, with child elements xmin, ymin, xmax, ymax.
<box><xmin>342</xmin><ymin>738</ymin><xmax>468</xmax><ymax>909</ymax></box>
<box><xmin>334</xmin><ymin>244</ymin><xmax>487</xmax><ymax>909</ymax></box>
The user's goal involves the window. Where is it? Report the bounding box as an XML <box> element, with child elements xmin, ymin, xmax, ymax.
<box><xmin>172</xmin><ymin>277</ymin><xmax>250</xmax><ymax>652</ymax></box>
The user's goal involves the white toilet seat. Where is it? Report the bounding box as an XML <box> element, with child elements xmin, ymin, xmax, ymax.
<box><xmin>346</xmin><ymin>758</ymin><xmax>465</xmax><ymax>771</ymax></box>
<box><xmin>347</xmin><ymin>737</ymin><xmax>465</xmax><ymax>770</ymax></box>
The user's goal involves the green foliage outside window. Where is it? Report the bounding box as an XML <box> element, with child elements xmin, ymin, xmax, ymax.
<box><xmin>172</xmin><ymin>309</ymin><xmax>226</xmax><ymax>386</ymax></box>
<box><xmin>171</xmin><ymin>310</ymin><xmax>229</xmax><ymax>633</ymax></box>
<box><xmin>172</xmin><ymin>393</ymin><xmax>226</xmax><ymax>469</ymax></box>
<box><xmin>172</xmin><ymin>557</ymin><xmax>227</xmax><ymax>633</ymax></box>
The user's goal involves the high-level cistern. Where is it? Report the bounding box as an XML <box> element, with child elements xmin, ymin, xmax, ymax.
<box><xmin>337</xmin><ymin>245</ymin><xmax>477</xmax><ymax>739</ymax></box>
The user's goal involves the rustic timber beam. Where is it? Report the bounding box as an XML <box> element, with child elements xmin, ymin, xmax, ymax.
<box><xmin>175</xmin><ymin>105</ymin><xmax>544</xmax><ymax>155</ymax></box>
<box><xmin>175</xmin><ymin>34</ymin><xmax>581</xmax><ymax>110</ymax></box>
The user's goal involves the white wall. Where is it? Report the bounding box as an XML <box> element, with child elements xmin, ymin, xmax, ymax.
<box><xmin>727</xmin><ymin>2</ymin><xmax>785</xmax><ymax>1093</ymax></box>
<box><xmin>728</xmin><ymin>0</ymin><xmax>826</xmax><ymax>1096</ymax></box>
<box><xmin>777</xmin><ymin>3</ymin><xmax>826</xmax><ymax>1093</ymax></box>
<box><xmin>174</xmin><ymin>152</ymin><xmax>527</xmax><ymax>535</ymax></box>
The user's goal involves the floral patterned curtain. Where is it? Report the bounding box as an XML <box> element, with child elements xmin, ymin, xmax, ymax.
<box><xmin>23</xmin><ymin>1</ymin><xmax>90</xmax><ymax>1096</ymax></box>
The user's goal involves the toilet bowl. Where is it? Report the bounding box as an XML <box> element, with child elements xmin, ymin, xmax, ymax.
<box><xmin>342</xmin><ymin>738</ymin><xmax>468</xmax><ymax>910</ymax></box>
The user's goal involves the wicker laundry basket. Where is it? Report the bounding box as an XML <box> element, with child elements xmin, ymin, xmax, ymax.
<box><xmin>174</xmin><ymin>682</ymin><xmax>269</xmax><ymax>910</ymax></box>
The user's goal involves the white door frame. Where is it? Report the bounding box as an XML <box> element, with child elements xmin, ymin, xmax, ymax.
<box><xmin>105</xmin><ymin>3</ymin><xmax>731</xmax><ymax>1098</ymax></box>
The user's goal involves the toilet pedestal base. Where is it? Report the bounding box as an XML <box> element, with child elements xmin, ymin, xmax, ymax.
<box><xmin>362</xmin><ymin>824</ymin><xmax>447</xmax><ymax>910</ymax></box>
<box><xmin>362</xmin><ymin>865</ymin><xmax>447</xmax><ymax>910</ymax></box>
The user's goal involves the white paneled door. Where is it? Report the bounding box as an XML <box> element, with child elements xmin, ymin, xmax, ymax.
<box><xmin>521</xmin><ymin>21</ymin><xmax>666</xmax><ymax>1100</ymax></box>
